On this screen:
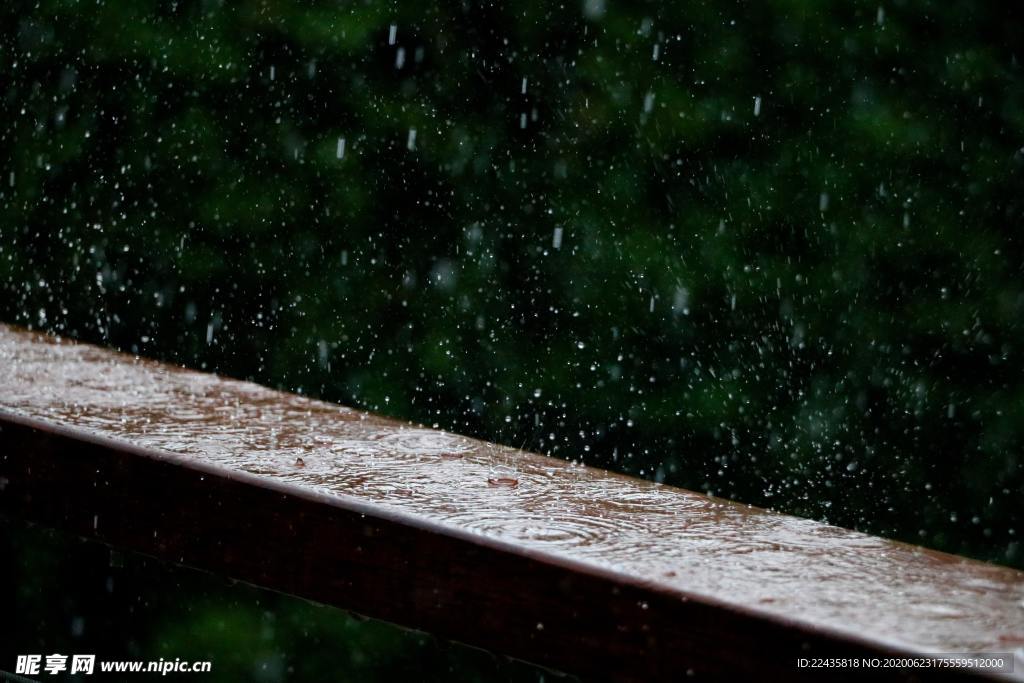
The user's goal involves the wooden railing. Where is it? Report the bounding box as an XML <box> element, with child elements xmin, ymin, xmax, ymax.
<box><xmin>1</xmin><ymin>324</ymin><xmax>1022</xmax><ymax>681</ymax></box>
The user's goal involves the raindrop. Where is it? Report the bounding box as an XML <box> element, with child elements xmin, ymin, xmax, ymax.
<box><xmin>318</xmin><ymin>340</ymin><xmax>329</xmax><ymax>368</ymax></box>
<box><xmin>583</xmin><ymin>0</ymin><xmax>606</xmax><ymax>20</ymax></box>
<box><xmin>672</xmin><ymin>286</ymin><xmax>690</xmax><ymax>315</ymax></box>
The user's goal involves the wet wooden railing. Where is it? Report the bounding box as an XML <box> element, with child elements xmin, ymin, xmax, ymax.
<box><xmin>1</xmin><ymin>324</ymin><xmax>1022</xmax><ymax>681</ymax></box>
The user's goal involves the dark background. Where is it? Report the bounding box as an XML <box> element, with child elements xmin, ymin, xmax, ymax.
<box><xmin>2</xmin><ymin>0</ymin><xmax>1022</xmax><ymax>678</ymax></box>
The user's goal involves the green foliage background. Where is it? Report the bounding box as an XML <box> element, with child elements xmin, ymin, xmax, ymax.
<box><xmin>1</xmin><ymin>0</ymin><xmax>1022</xmax><ymax>677</ymax></box>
